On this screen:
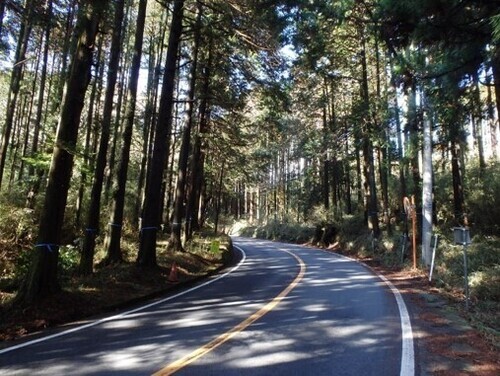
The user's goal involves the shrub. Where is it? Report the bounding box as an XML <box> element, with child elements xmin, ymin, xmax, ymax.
<box><xmin>466</xmin><ymin>162</ymin><xmax>500</xmax><ymax>235</ymax></box>
<box><xmin>469</xmin><ymin>266</ymin><xmax>500</xmax><ymax>301</ymax></box>
<box><xmin>433</xmin><ymin>234</ymin><xmax>500</xmax><ymax>301</ymax></box>
<box><xmin>58</xmin><ymin>245</ymin><xmax>81</xmax><ymax>278</ymax></box>
<box><xmin>0</xmin><ymin>196</ymin><xmax>38</xmax><ymax>290</ymax></box>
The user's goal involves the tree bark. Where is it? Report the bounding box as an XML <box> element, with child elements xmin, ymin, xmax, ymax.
<box><xmin>471</xmin><ymin>72</ymin><xmax>485</xmax><ymax>174</ymax></box>
<box><xmin>360</xmin><ymin>31</ymin><xmax>380</xmax><ymax>238</ymax></box>
<box><xmin>104</xmin><ymin>0</ymin><xmax>148</xmax><ymax>264</ymax></box>
<box><xmin>8</xmin><ymin>94</ymin><xmax>28</xmax><ymax>189</ymax></box>
<box><xmin>169</xmin><ymin>3</ymin><xmax>203</xmax><ymax>250</ymax></box>
<box><xmin>186</xmin><ymin>41</ymin><xmax>213</xmax><ymax>240</ymax></box>
<box><xmin>491</xmin><ymin>53</ymin><xmax>500</xmax><ymax>139</ymax></box>
<box><xmin>138</xmin><ymin>0</ymin><xmax>184</xmax><ymax>267</ymax></box>
<box><xmin>322</xmin><ymin>99</ymin><xmax>330</xmax><ymax>210</ymax></box>
<box><xmin>103</xmin><ymin>0</ymin><xmax>131</xmax><ymax>202</ymax></box>
<box><xmin>16</xmin><ymin>1</ymin><xmax>104</xmax><ymax>304</ymax></box>
<box><xmin>421</xmin><ymin>108</ymin><xmax>433</xmax><ymax>267</ymax></box>
<box><xmin>53</xmin><ymin>0</ymin><xmax>77</xmax><ymax>116</ymax></box>
<box><xmin>135</xmin><ymin>23</ymin><xmax>166</xmax><ymax>227</ymax></box>
<box><xmin>26</xmin><ymin>6</ymin><xmax>52</xmax><ymax>208</ymax></box>
<box><xmin>451</xmin><ymin>140</ymin><xmax>467</xmax><ymax>226</ymax></box>
<box><xmin>79</xmin><ymin>0</ymin><xmax>125</xmax><ymax>274</ymax></box>
<box><xmin>407</xmin><ymin>83</ymin><xmax>421</xmax><ymax>238</ymax></box>
<box><xmin>75</xmin><ymin>34</ymin><xmax>104</xmax><ymax>227</ymax></box>
<box><xmin>392</xmin><ymin>79</ymin><xmax>407</xmax><ymax>201</ymax></box>
<box><xmin>137</xmin><ymin>27</ymin><xmax>166</xmax><ymax>218</ymax></box>
<box><xmin>214</xmin><ymin>162</ymin><xmax>225</xmax><ymax>235</ymax></box>
<box><xmin>485</xmin><ymin>71</ymin><xmax>498</xmax><ymax>160</ymax></box>
<box><xmin>344</xmin><ymin>121</ymin><xmax>352</xmax><ymax>214</ymax></box>
<box><xmin>29</xmin><ymin>0</ymin><xmax>52</xmax><ymax>177</ymax></box>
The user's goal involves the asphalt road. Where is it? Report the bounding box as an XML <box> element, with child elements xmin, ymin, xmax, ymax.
<box><xmin>0</xmin><ymin>237</ymin><xmax>414</xmax><ymax>375</ymax></box>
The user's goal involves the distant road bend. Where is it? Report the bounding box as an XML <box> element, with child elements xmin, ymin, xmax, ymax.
<box><xmin>0</xmin><ymin>237</ymin><xmax>414</xmax><ymax>375</ymax></box>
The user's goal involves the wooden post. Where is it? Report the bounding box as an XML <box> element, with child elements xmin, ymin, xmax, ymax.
<box><xmin>403</xmin><ymin>195</ymin><xmax>418</xmax><ymax>269</ymax></box>
<box><xmin>411</xmin><ymin>195</ymin><xmax>417</xmax><ymax>269</ymax></box>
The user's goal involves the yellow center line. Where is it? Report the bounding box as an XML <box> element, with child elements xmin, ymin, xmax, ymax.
<box><xmin>152</xmin><ymin>249</ymin><xmax>306</xmax><ymax>376</ymax></box>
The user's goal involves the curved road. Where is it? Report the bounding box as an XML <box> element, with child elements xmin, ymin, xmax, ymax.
<box><xmin>0</xmin><ymin>237</ymin><xmax>414</xmax><ymax>375</ymax></box>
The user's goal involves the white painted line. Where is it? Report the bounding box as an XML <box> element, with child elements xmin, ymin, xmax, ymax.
<box><xmin>376</xmin><ymin>272</ymin><xmax>415</xmax><ymax>376</ymax></box>
<box><xmin>0</xmin><ymin>247</ymin><xmax>247</xmax><ymax>355</ymax></box>
<box><xmin>311</xmin><ymin>246</ymin><xmax>415</xmax><ymax>376</ymax></box>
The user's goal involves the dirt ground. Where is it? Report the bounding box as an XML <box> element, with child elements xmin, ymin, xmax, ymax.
<box><xmin>369</xmin><ymin>265</ymin><xmax>499</xmax><ymax>376</ymax></box>
<box><xmin>0</xmin><ymin>248</ymin><xmax>499</xmax><ymax>375</ymax></box>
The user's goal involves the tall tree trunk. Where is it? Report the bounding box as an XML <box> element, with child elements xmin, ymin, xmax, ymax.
<box><xmin>161</xmin><ymin>83</ymin><xmax>182</xmax><ymax>229</ymax></box>
<box><xmin>16</xmin><ymin>1</ymin><xmax>105</xmax><ymax>305</ymax></box>
<box><xmin>186</xmin><ymin>42</ymin><xmax>213</xmax><ymax>239</ymax></box>
<box><xmin>378</xmin><ymin>143</ymin><xmax>390</xmax><ymax>226</ymax></box>
<box><xmin>28</xmin><ymin>0</ymin><xmax>52</xmax><ymax>178</ymax></box>
<box><xmin>214</xmin><ymin>162</ymin><xmax>225</xmax><ymax>235</ymax></box>
<box><xmin>104</xmin><ymin>62</ymin><xmax>126</xmax><ymax>200</ymax></box>
<box><xmin>421</xmin><ymin>107</ymin><xmax>433</xmax><ymax>267</ymax></box>
<box><xmin>0</xmin><ymin>2</ymin><xmax>33</xmax><ymax>190</ymax></box>
<box><xmin>392</xmin><ymin>79</ymin><xmax>407</xmax><ymax>202</ymax></box>
<box><xmin>344</xmin><ymin>121</ymin><xmax>352</xmax><ymax>214</ymax></box>
<box><xmin>104</xmin><ymin>0</ymin><xmax>148</xmax><ymax>264</ymax></box>
<box><xmin>103</xmin><ymin>0</ymin><xmax>132</xmax><ymax>202</ymax></box>
<box><xmin>355</xmin><ymin>143</ymin><xmax>362</xmax><ymax>205</ymax></box>
<box><xmin>486</xmin><ymin>70</ymin><xmax>498</xmax><ymax>160</ymax></box>
<box><xmin>491</xmin><ymin>53</ymin><xmax>500</xmax><ymax>138</ymax></box>
<box><xmin>450</xmin><ymin>140</ymin><xmax>467</xmax><ymax>226</ymax></box>
<box><xmin>75</xmin><ymin>35</ymin><xmax>104</xmax><ymax>227</ymax></box>
<box><xmin>79</xmin><ymin>0</ymin><xmax>125</xmax><ymax>275</ymax></box>
<box><xmin>8</xmin><ymin>95</ymin><xmax>27</xmax><ymax>190</ymax></box>
<box><xmin>374</xmin><ymin>39</ymin><xmax>390</xmax><ymax>232</ymax></box>
<box><xmin>26</xmin><ymin>7</ymin><xmax>53</xmax><ymax>209</ymax></box>
<box><xmin>138</xmin><ymin>8</ymin><xmax>169</xmax><ymax>225</ymax></box>
<box><xmin>407</xmin><ymin>83</ymin><xmax>421</xmax><ymax>237</ymax></box>
<box><xmin>18</xmin><ymin>97</ymin><xmax>32</xmax><ymax>183</ymax></box>
<box><xmin>138</xmin><ymin>0</ymin><xmax>184</xmax><ymax>267</ymax></box>
<box><xmin>486</xmin><ymin>70</ymin><xmax>499</xmax><ymax>160</ymax></box>
<box><xmin>322</xmin><ymin>100</ymin><xmax>330</xmax><ymax>210</ymax></box>
<box><xmin>53</xmin><ymin>0</ymin><xmax>77</xmax><ymax>116</ymax></box>
<box><xmin>360</xmin><ymin>31</ymin><xmax>380</xmax><ymax>238</ymax></box>
<box><xmin>185</xmin><ymin>120</ymin><xmax>205</xmax><ymax>237</ymax></box>
<box><xmin>134</xmin><ymin>29</ymin><xmax>164</xmax><ymax>226</ymax></box>
<box><xmin>471</xmin><ymin>72</ymin><xmax>485</xmax><ymax>175</ymax></box>
<box><xmin>169</xmin><ymin>3</ymin><xmax>202</xmax><ymax>251</ymax></box>
<box><xmin>18</xmin><ymin>43</ymin><xmax>43</xmax><ymax>184</ymax></box>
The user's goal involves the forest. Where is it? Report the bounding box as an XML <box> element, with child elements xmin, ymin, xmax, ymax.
<box><xmin>0</xmin><ymin>0</ymin><xmax>499</xmax><ymax>338</ymax></box>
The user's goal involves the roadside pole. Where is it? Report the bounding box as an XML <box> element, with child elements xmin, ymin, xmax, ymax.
<box><xmin>453</xmin><ymin>227</ymin><xmax>471</xmax><ymax>310</ymax></box>
<box><xmin>403</xmin><ymin>196</ymin><xmax>417</xmax><ymax>269</ymax></box>
<box><xmin>422</xmin><ymin>110</ymin><xmax>433</xmax><ymax>267</ymax></box>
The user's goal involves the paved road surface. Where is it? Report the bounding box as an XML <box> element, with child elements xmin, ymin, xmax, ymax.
<box><xmin>0</xmin><ymin>237</ymin><xmax>414</xmax><ymax>375</ymax></box>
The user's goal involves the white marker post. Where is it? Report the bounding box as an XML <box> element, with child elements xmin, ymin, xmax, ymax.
<box><xmin>453</xmin><ymin>227</ymin><xmax>471</xmax><ymax>310</ymax></box>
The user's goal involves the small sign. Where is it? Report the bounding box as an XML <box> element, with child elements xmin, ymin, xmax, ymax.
<box><xmin>453</xmin><ymin>227</ymin><xmax>471</xmax><ymax>245</ymax></box>
<box><xmin>210</xmin><ymin>240</ymin><xmax>220</xmax><ymax>254</ymax></box>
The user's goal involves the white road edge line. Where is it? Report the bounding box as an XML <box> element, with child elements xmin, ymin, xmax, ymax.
<box><xmin>376</xmin><ymin>272</ymin><xmax>415</xmax><ymax>376</ymax></box>
<box><xmin>0</xmin><ymin>247</ymin><xmax>247</xmax><ymax>356</ymax></box>
<box><xmin>319</xmin><ymin>248</ymin><xmax>415</xmax><ymax>376</ymax></box>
